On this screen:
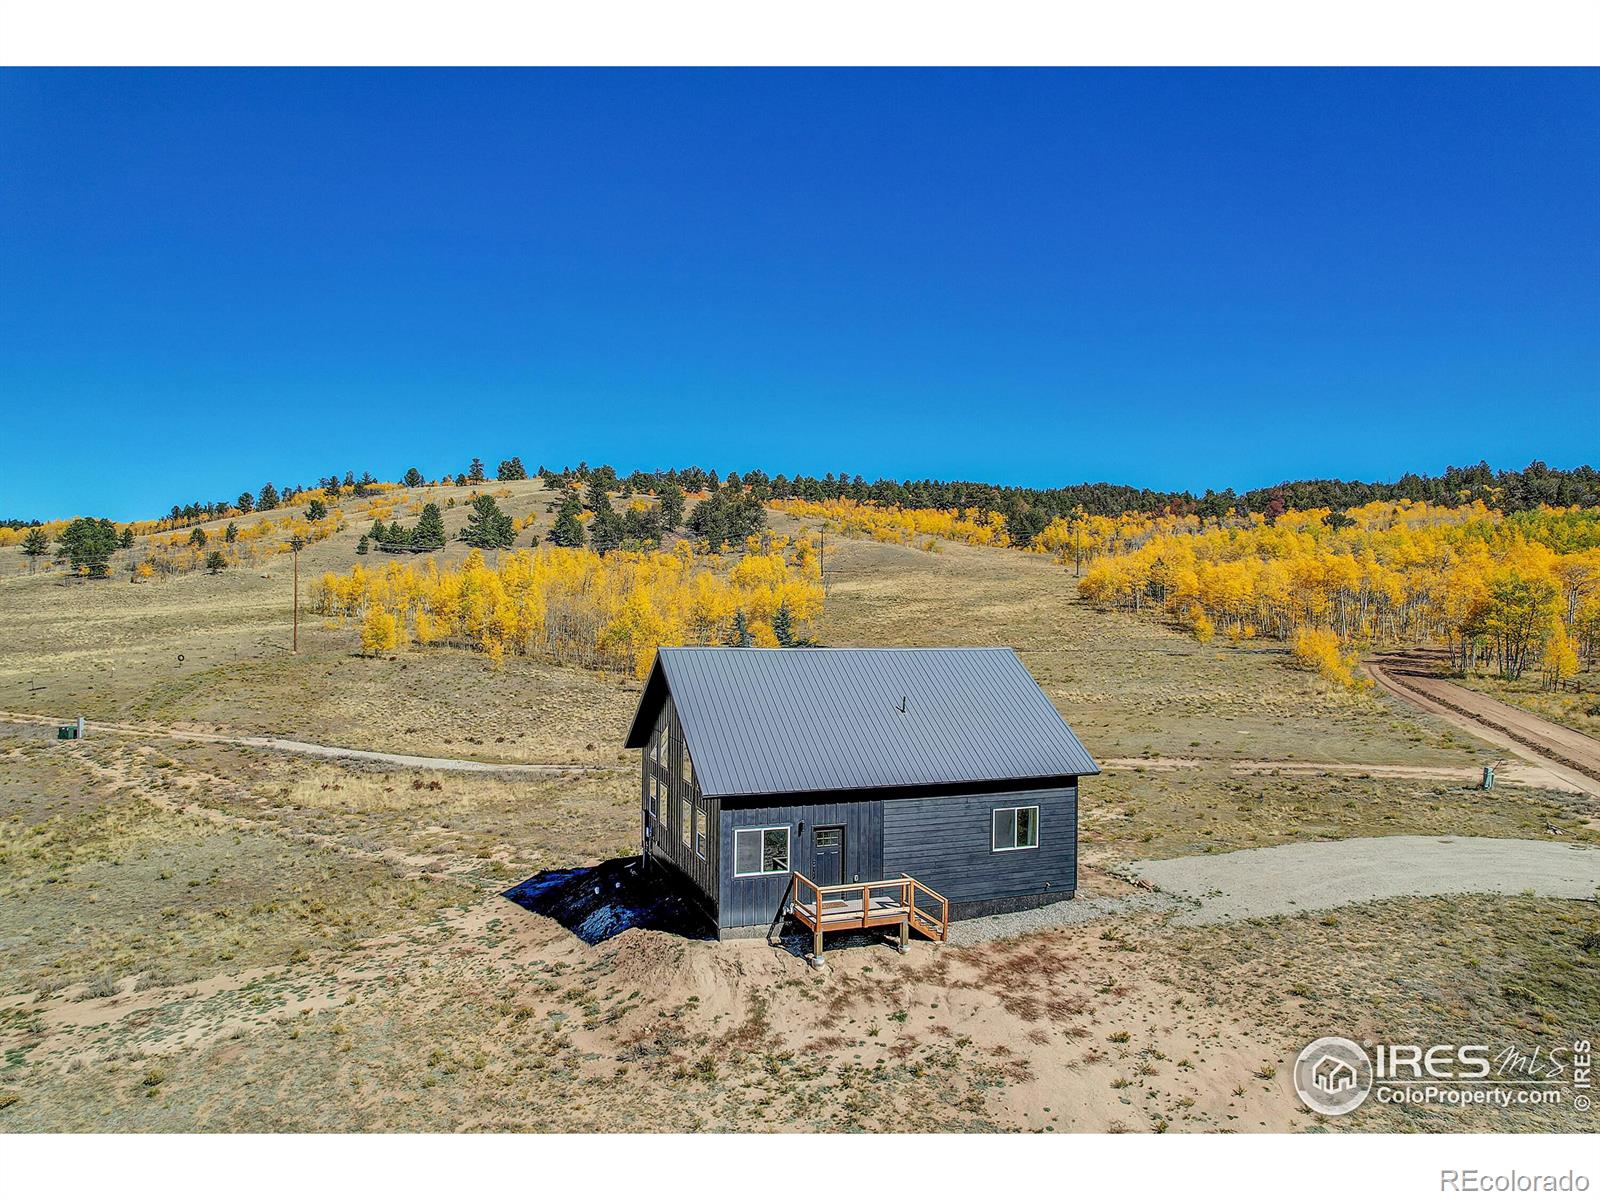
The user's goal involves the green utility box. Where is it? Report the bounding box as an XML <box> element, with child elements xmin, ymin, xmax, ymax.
<box><xmin>57</xmin><ymin>725</ymin><xmax>79</xmax><ymax>740</ymax></box>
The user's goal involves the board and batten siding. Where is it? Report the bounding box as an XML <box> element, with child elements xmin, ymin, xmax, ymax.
<box><xmin>641</xmin><ymin>695</ymin><xmax>720</xmax><ymax>912</ymax></box>
<box><xmin>881</xmin><ymin>781</ymin><xmax>1077</xmax><ymax>907</ymax></box>
<box><xmin>717</xmin><ymin>800</ymin><xmax>885</xmax><ymax>930</ymax></box>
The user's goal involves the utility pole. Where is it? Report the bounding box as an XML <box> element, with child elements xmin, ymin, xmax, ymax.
<box><xmin>290</xmin><ymin>535</ymin><xmax>305</xmax><ymax>654</ymax></box>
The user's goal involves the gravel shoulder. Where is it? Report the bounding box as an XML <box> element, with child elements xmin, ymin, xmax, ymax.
<box><xmin>1128</xmin><ymin>835</ymin><xmax>1600</xmax><ymax>925</ymax></box>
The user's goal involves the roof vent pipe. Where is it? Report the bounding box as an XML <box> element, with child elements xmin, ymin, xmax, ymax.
<box><xmin>897</xmin><ymin>695</ymin><xmax>907</xmax><ymax>714</ymax></box>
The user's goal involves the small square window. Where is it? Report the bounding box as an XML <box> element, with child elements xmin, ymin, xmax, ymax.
<box><xmin>993</xmin><ymin>806</ymin><xmax>1039</xmax><ymax>852</ymax></box>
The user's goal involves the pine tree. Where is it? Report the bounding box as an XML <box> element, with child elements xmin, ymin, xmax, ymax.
<box><xmin>236</xmin><ymin>491</ymin><xmax>254</xmax><ymax>513</ymax></box>
<box><xmin>55</xmin><ymin>517</ymin><xmax>119</xmax><ymax>578</ymax></box>
<box><xmin>411</xmin><ymin>502</ymin><xmax>446</xmax><ymax>550</ymax></box>
<box><xmin>460</xmin><ymin>494</ymin><xmax>515</xmax><ymax>549</ymax></box>
<box><xmin>497</xmin><ymin>457</ymin><xmax>528</xmax><ymax>482</ymax></box>
<box><xmin>454</xmin><ymin>473</ymin><xmax>468</xmax><ymax>487</ymax></box>
<box><xmin>205</xmin><ymin>550</ymin><xmax>227</xmax><ymax>574</ymax></box>
<box><xmin>773</xmin><ymin>602</ymin><xmax>795</xmax><ymax>647</ymax></box>
<box><xmin>21</xmin><ymin>526</ymin><xmax>49</xmax><ymax>573</ymax></box>
<box><xmin>403</xmin><ymin>467</ymin><xmax>424</xmax><ymax>489</ymax></box>
<box><xmin>549</xmin><ymin>493</ymin><xmax>586</xmax><ymax>547</ymax></box>
<box><xmin>118</xmin><ymin>527</ymin><xmax>134</xmax><ymax>550</ymax></box>
<box><xmin>257</xmin><ymin>482</ymin><xmax>280</xmax><ymax>511</ymax></box>
<box><xmin>224</xmin><ymin>522</ymin><xmax>239</xmax><ymax>543</ymax></box>
<box><xmin>623</xmin><ymin>505</ymin><xmax>662</xmax><ymax>547</ymax></box>
<box><xmin>589</xmin><ymin>507</ymin><xmax>625</xmax><ymax>554</ymax></box>
<box><xmin>189</xmin><ymin>527</ymin><xmax>208</xmax><ymax>547</ymax></box>
<box><xmin>687</xmin><ymin>492</ymin><xmax>766</xmax><ymax>546</ymax></box>
<box><xmin>657</xmin><ymin>481</ymin><xmax>685</xmax><ymax>529</ymax></box>
<box><xmin>369</xmin><ymin>518</ymin><xmax>386</xmax><ymax>542</ymax></box>
<box><xmin>468</xmin><ymin>458</ymin><xmax>486</xmax><ymax>484</ymax></box>
<box><xmin>729</xmin><ymin>610</ymin><xmax>753</xmax><ymax>647</ymax></box>
<box><xmin>306</xmin><ymin>499</ymin><xmax>328</xmax><ymax>521</ymax></box>
<box><xmin>357</xmin><ymin>534</ymin><xmax>370</xmax><ymax>555</ymax></box>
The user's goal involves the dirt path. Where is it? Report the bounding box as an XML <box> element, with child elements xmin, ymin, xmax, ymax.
<box><xmin>1130</xmin><ymin>835</ymin><xmax>1600</xmax><ymax>924</ymax></box>
<box><xmin>1365</xmin><ymin>650</ymin><xmax>1600</xmax><ymax>798</ymax></box>
<box><xmin>0</xmin><ymin>710</ymin><xmax>623</xmax><ymax>775</ymax></box>
<box><xmin>1100</xmin><ymin>755</ymin><xmax>1580</xmax><ymax>792</ymax></box>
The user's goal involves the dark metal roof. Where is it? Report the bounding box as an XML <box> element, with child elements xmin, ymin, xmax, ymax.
<box><xmin>623</xmin><ymin>646</ymin><xmax>1099</xmax><ymax>798</ymax></box>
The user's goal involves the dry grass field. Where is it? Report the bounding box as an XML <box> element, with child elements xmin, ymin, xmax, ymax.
<box><xmin>2</xmin><ymin>498</ymin><xmax>1596</xmax><ymax>1132</ymax></box>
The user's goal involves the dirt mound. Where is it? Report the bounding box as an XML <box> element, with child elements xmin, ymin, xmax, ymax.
<box><xmin>597</xmin><ymin>927</ymin><xmax>795</xmax><ymax>1030</ymax></box>
<box><xmin>595</xmin><ymin>927</ymin><xmax>699</xmax><ymax>993</ymax></box>
<box><xmin>502</xmin><ymin>858</ymin><xmax>715</xmax><ymax>945</ymax></box>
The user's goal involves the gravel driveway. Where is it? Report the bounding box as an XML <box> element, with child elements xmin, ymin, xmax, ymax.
<box><xmin>1128</xmin><ymin>835</ymin><xmax>1600</xmax><ymax>925</ymax></box>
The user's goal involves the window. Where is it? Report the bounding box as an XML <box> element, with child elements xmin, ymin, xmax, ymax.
<box><xmin>679</xmin><ymin>789</ymin><xmax>692</xmax><ymax>847</ymax></box>
<box><xmin>733</xmin><ymin>826</ymin><xmax>790</xmax><ymax>877</ymax></box>
<box><xmin>992</xmin><ymin>805</ymin><xmax>1039</xmax><ymax>852</ymax></box>
<box><xmin>693</xmin><ymin>803</ymin><xmax>707</xmax><ymax>859</ymax></box>
<box><xmin>680</xmin><ymin>743</ymin><xmax>694</xmax><ymax>789</ymax></box>
<box><xmin>651</xmin><ymin>709</ymin><xmax>671</xmax><ymax>769</ymax></box>
<box><xmin>646</xmin><ymin>777</ymin><xmax>661</xmax><ymax>818</ymax></box>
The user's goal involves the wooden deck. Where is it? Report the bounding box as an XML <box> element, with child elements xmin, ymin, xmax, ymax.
<box><xmin>790</xmin><ymin>873</ymin><xmax>949</xmax><ymax>957</ymax></box>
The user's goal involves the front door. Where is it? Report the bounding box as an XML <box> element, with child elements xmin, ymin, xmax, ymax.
<box><xmin>813</xmin><ymin>826</ymin><xmax>845</xmax><ymax>886</ymax></box>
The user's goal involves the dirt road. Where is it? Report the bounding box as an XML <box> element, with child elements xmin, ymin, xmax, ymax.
<box><xmin>1365</xmin><ymin>649</ymin><xmax>1600</xmax><ymax>798</ymax></box>
<box><xmin>0</xmin><ymin>711</ymin><xmax>623</xmax><ymax>775</ymax></box>
<box><xmin>1100</xmin><ymin>755</ymin><xmax>1580</xmax><ymax>793</ymax></box>
<box><xmin>1130</xmin><ymin>835</ymin><xmax>1600</xmax><ymax>924</ymax></box>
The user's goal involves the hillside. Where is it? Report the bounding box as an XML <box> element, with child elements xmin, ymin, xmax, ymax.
<box><xmin>3</xmin><ymin>481</ymin><xmax>1598</xmax><ymax>1132</ymax></box>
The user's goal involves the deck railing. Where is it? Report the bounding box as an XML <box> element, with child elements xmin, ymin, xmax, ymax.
<box><xmin>790</xmin><ymin>871</ymin><xmax>949</xmax><ymax>957</ymax></box>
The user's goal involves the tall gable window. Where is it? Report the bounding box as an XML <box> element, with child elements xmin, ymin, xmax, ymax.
<box><xmin>651</xmin><ymin>711</ymin><xmax>669</xmax><ymax>769</ymax></box>
<box><xmin>992</xmin><ymin>806</ymin><xmax>1039</xmax><ymax>852</ymax></box>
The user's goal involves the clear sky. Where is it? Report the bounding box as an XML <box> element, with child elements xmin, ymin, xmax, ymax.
<box><xmin>2</xmin><ymin>68</ymin><xmax>1596</xmax><ymax>521</ymax></box>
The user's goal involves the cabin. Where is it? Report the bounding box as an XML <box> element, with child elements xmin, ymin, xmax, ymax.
<box><xmin>622</xmin><ymin>646</ymin><xmax>1099</xmax><ymax>953</ymax></box>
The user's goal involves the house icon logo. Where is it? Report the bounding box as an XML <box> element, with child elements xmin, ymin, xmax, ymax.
<box><xmin>1312</xmin><ymin>1054</ymin><xmax>1356</xmax><ymax>1093</ymax></box>
<box><xmin>1293</xmin><ymin>1037</ymin><xmax>1373</xmax><ymax>1116</ymax></box>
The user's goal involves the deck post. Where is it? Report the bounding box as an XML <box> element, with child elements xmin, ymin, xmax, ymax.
<box><xmin>898</xmin><ymin>878</ymin><xmax>910</xmax><ymax>952</ymax></box>
<box><xmin>813</xmin><ymin>921</ymin><xmax>823</xmax><ymax>962</ymax></box>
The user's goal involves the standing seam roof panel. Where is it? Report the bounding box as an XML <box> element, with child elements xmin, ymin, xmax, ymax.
<box><xmin>638</xmin><ymin>647</ymin><xmax>1099</xmax><ymax>797</ymax></box>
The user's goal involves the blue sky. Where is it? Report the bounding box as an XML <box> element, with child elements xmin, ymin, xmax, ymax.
<box><xmin>1</xmin><ymin>69</ymin><xmax>1596</xmax><ymax>521</ymax></box>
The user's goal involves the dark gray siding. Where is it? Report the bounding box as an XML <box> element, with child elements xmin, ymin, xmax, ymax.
<box><xmin>642</xmin><ymin>696</ymin><xmax>719</xmax><ymax>910</ymax></box>
<box><xmin>718</xmin><ymin>800</ymin><xmax>884</xmax><ymax>929</ymax></box>
<box><xmin>882</xmin><ymin>782</ymin><xmax>1077</xmax><ymax>905</ymax></box>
